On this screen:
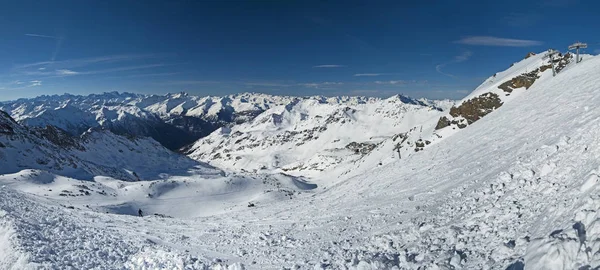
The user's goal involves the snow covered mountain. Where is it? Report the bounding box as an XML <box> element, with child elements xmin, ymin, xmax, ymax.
<box><xmin>0</xmin><ymin>110</ymin><xmax>200</xmax><ymax>181</ymax></box>
<box><xmin>185</xmin><ymin>51</ymin><xmax>585</xmax><ymax>181</ymax></box>
<box><xmin>185</xmin><ymin>95</ymin><xmax>450</xmax><ymax>180</ymax></box>
<box><xmin>3</xmin><ymin>50</ymin><xmax>600</xmax><ymax>269</ymax></box>
<box><xmin>0</xmin><ymin>92</ymin><xmax>448</xmax><ymax>152</ymax></box>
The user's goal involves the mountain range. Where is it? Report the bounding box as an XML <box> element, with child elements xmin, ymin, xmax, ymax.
<box><xmin>3</xmin><ymin>50</ymin><xmax>600</xmax><ymax>269</ymax></box>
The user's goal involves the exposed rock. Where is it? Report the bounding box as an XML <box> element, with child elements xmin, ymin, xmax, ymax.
<box><xmin>414</xmin><ymin>139</ymin><xmax>431</xmax><ymax>152</ymax></box>
<box><xmin>555</xmin><ymin>52</ymin><xmax>572</xmax><ymax>73</ymax></box>
<box><xmin>346</xmin><ymin>142</ymin><xmax>377</xmax><ymax>155</ymax></box>
<box><xmin>498</xmin><ymin>69</ymin><xmax>540</xmax><ymax>93</ymax></box>
<box><xmin>449</xmin><ymin>93</ymin><xmax>503</xmax><ymax>125</ymax></box>
<box><xmin>0</xmin><ymin>111</ymin><xmax>16</xmax><ymax>135</ymax></box>
<box><xmin>34</xmin><ymin>125</ymin><xmax>85</xmax><ymax>150</ymax></box>
<box><xmin>524</xmin><ymin>52</ymin><xmax>536</xmax><ymax>59</ymax></box>
<box><xmin>435</xmin><ymin>116</ymin><xmax>452</xmax><ymax>130</ymax></box>
<box><xmin>539</xmin><ymin>64</ymin><xmax>553</xmax><ymax>73</ymax></box>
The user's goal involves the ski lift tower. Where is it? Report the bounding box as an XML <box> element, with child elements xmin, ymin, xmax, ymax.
<box><xmin>543</xmin><ymin>49</ymin><xmax>560</xmax><ymax>77</ymax></box>
<box><xmin>568</xmin><ymin>42</ymin><xmax>587</xmax><ymax>63</ymax></box>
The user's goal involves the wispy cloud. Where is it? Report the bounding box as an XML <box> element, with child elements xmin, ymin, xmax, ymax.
<box><xmin>436</xmin><ymin>51</ymin><xmax>473</xmax><ymax>78</ymax></box>
<box><xmin>25</xmin><ymin>33</ymin><xmax>56</xmax><ymax>39</ymax></box>
<box><xmin>124</xmin><ymin>72</ymin><xmax>181</xmax><ymax>78</ymax></box>
<box><xmin>12</xmin><ymin>55</ymin><xmax>171</xmax><ymax>81</ymax></box>
<box><xmin>161</xmin><ymin>80</ymin><xmax>221</xmax><ymax>85</ymax></box>
<box><xmin>25</xmin><ymin>33</ymin><xmax>64</xmax><ymax>61</ymax></box>
<box><xmin>19</xmin><ymin>64</ymin><xmax>168</xmax><ymax>77</ymax></box>
<box><xmin>244</xmin><ymin>82</ymin><xmax>293</xmax><ymax>87</ymax></box>
<box><xmin>354</xmin><ymin>73</ymin><xmax>384</xmax><ymax>77</ymax></box>
<box><xmin>454</xmin><ymin>36</ymin><xmax>543</xmax><ymax>47</ymax></box>
<box><xmin>15</xmin><ymin>54</ymin><xmax>165</xmax><ymax>70</ymax></box>
<box><xmin>56</xmin><ymin>69</ymin><xmax>79</xmax><ymax>75</ymax></box>
<box><xmin>375</xmin><ymin>80</ymin><xmax>405</xmax><ymax>85</ymax></box>
<box><xmin>82</xmin><ymin>64</ymin><xmax>167</xmax><ymax>75</ymax></box>
<box><xmin>300</xmin><ymin>82</ymin><xmax>343</xmax><ymax>89</ymax></box>
<box><xmin>29</xmin><ymin>80</ymin><xmax>42</xmax><ymax>87</ymax></box>
<box><xmin>313</xmin><ymin>65</ymin><xmax>346</xmax><ymax>68</ymax></box>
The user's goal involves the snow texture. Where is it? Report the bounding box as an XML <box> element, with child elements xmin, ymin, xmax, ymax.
<box><xmin>1</xmin><ymin>52</ymin><xmax>600</xmax><ymax>269</ymax></box>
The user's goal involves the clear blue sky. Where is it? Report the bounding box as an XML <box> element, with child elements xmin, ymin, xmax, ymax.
<box><xmin>0</xmin><ymin>0</ymin><xmax>598</xmax><ymax>101</ymax></box>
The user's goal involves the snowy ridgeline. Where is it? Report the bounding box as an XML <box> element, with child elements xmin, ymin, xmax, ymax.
<box><xmin>185</xmin><ymin>95</ymin><xmax>449</xmax><ymax>181</ymax></box>
<box><xmin>0</xmin><ymin>91</ymin><xmax>452</xmax><ymax>151</ymax></box>
<box><xmin>2</xmin><ymin>52</ymin><xmax>600</xmax><ymax>269</ymax></box>
<box><xmin>0</xmin><ymin>110</ymin><xmax>203</xmax><ymax>181</ymax></box>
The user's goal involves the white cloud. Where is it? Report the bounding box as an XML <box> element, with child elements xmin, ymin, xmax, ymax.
<box><xmin>244</xmin><ymin>82</ymin><xmax>293</xmax><ymax>87</ymax></box>
<box><xmin>300</xmin><ymin>82</ymin><xmax>343</xmax><ymax>88</ymax></box>
<box><xmin>436</xmin><ymin>51</ymin><xmax>473</xmax><ymax>78</ymax></box>
<box><xmin>454</xmin><ymin>36</ymin><xmax>543</xmax><ymax>47</ymax></box>
<box><xmin>313</xmin><ymin>65</ymin><xmax>346</xmax><ymax>68</ymax></box>
<box><xmin>161</xmin><ymin>80</ymin><xmax>221</xmax><ymax>85</ymax></box>
<box><xmin>436</xmin><ymin>64</ymin><xmax>455</xmax><ymax>78</ymax></box>
<box><xmin>56</xmin><ymin>69</ymin><xmax>79</xmax><ymax>75</ymax></box>
<box><xmin>29</xmin><ymin>80</ymin><xmax>42</xmax><ymax>87</ymax></box>
<box><xmin>375</xmin><ymin>80</ymin><xmax>405</xmax><ymax>85</ymax></box>
<box><xmin>25</xmin><ymin>33</ymin><xmax>56</xmax><ymax>39</ymax></box>
<box><xmin>354</xmin><ymin>73</ymin><xmax>383</xmax><ymax>77</ymax></box>
<box><xmin>15</xmin><ymin>54</ymin><xmax>166</xmax><ymax>70</ymax></box>
<box><xmin>454</xmin><ymin>51</ymin><xmax>472</xmax><ymax>62</ymax></box>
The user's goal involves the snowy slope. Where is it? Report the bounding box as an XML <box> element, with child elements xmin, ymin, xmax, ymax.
<box><xmin>1</xmin><ymin>92</ymin><xmax>449</xmax><ymax>152</ymax></box>
<box><xmin>0</xmin><ymin>110</ymin><xmax>201</xmax><ymax>181</ymax></box>
<box><xmin>3</xmin><ymin>53</ymin><xmax>600</xmax><ymax>269</ymax></box>
<box><xmin>433</xmin><ymin>51</ymin><xmax>579</xmax><ymax>136</ymax></box>
<box><xmin>185</xmin><ymin>95</ymin><xmax>446</xmax><ymax>180</ymax></box>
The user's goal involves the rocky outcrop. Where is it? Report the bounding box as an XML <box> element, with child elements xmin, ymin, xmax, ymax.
<box><xmin>525</xmin><ymin>52</ymin><xmax>536</xmax><ymax>59</ymax></box>
<box><xmin>0</xmin><ymin>111</ymin><xmax>17</xmax><ymax>135</ymax></box>
<box><xmin>34</xmin><ymin>125</ymin><xmax>85</xmax><ymax>150</ymax></box>
<box><xmin>346</xmin><ymin>142</ymin><xmax>377</xmax><ymax>155</ymax></box>
<box><xmin>435</xmin><ymin>116</ymin><xmax>452</xmax><ymax>130</ymax></box>
<box><xmin>414</xmin><ymin>139</ymin><xmax>431</xmax><ymax>152</ymax></box>
<box><xmin>446</xmin><ymin>93</ymin><xmax>503</xmax><ymax>127</ymax></box>
<box><xmin>497</xmin><ymin>69</ymin><xmax>540</xmax><ymax>93</ymax></box>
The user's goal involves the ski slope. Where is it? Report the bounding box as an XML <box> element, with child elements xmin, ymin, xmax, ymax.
<box><xmin>2</xmin><ymin>53</ymin><xmax>600</xmax><ymax>269</ymax></box>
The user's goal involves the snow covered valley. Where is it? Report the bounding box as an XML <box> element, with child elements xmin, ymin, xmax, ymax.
<box><xmin>2</xmin><ymin>51</ymin><xmax>600</xmax><ymax>269</ymax></box>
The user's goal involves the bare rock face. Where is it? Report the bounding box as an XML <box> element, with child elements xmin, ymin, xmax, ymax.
<box><xmin>449</xmin><ymin>93</ymin><xmax>503</xmax><ymax>126</ymax></box>
<box><xmin>555</xmin><ymin>52</ymin><xmax>572</xmax><ymax>73</ymax></box>
<box><xmin>498</xmin><ymin>69</ymin><xmax>540</xmax><ymax>93</ymax></box>
<box><xmin>525</xmin><ymin>52</ymin><xmax>536</xmax><ymax>59</ymax></box>
<box><xmin>435</xmin><ymin>116</ymin><xmax>452</xmax><ymax>130</ymax></box>
<box><xmin>0</xmin><ymin>111</ymin><xmax>17</xmax><ymax>135</ymax></box>
<box><xmin>34</xmin><ymin>125</ymin><xmax>85</xmax><ymax>151</ymax></box>
<box><xmin>345</xmin><ymin>142</ymin><xmax>377</xmax><ymax>155</ymax></box>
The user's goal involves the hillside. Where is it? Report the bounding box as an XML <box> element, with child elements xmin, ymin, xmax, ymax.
<box><xmin>1</xmin><ymin>92</ymin><xmax>432</xmax><ymax>151</ymax></box>
<box><xmin>185</xmin><ymin>95</ymin><xmax>448</xmax><ymax>180</ymax></box>
<box><xmin>2</xmin><ymin>52</ymin><xmax>600</xmax><ymax>269</ymax></box>
<box><xmin>0</xmin><ymin>110</ymin><xmax>200</xmax><ymax>180</ymax></box>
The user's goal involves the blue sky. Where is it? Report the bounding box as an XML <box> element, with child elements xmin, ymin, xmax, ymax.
<box><xmin>0</xmin><ymin>0</ymin><xmax>598</xmax><ymax>101</ymax></box>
